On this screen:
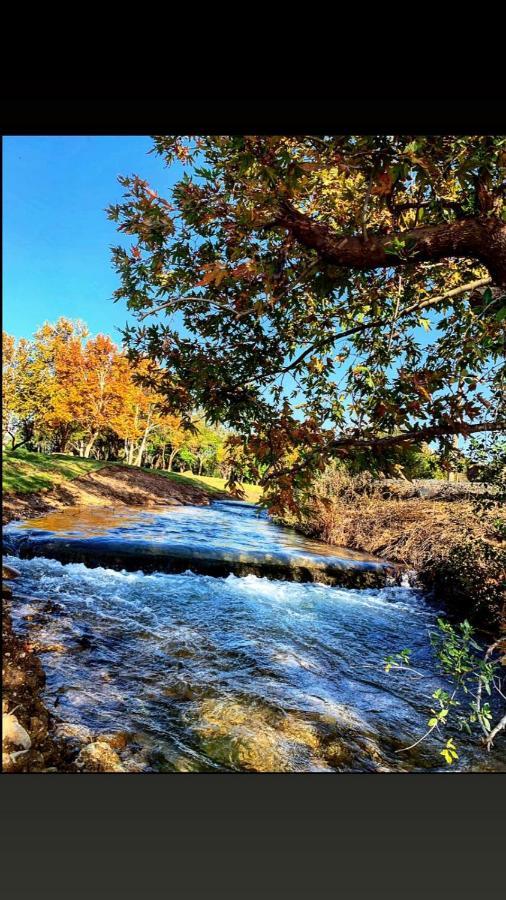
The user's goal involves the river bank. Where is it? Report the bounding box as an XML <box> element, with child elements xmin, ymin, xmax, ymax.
<box><xmin>2</xmin><ymin>460</ymin><xmax>228</xmax><ymax>525</ymax></box>
<box><xmin>276</xmin><ymin>471</ymin><xmax>505</xmax><ymax>631</ymax></box>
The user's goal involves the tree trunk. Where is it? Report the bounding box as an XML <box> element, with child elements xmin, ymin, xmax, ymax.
<box><xmin>134</xmin><ymin>427</ymin><xmax>150</xmax><ymax>467</ymax></box>
<box><xmin>84</xmin><ymin>432</ymin><xmax>98</xmax><ymax>458</ymax></box>
<box><xmin>168</xmin><ymin>448</ymin><xmax>179</xmax><ymax>472</ymax></box>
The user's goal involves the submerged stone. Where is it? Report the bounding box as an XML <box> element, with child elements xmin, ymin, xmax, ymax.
<box><xmin>3</xmin><ymin>564</ymin><xmax>21</xmax><ymax>579</ymax></box>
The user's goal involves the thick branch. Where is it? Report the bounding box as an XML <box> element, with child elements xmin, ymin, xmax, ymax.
<box><xmin>280</xmin><ymin>276</ymin><xmax>493</xmax><ymax>376</ymax></box>
<box><xmin>327</xmin><ymin>420</ymin><xmax>505</xmax><ymax>454</ymax></box>
<box><xmin>273</xmin><ymin>202</ymin><xmax>506</xmax><ymax>286</ymax></box>
<box><xmin>267</xmin><ymin>420</ymin><xmax>505</xmax><ymax>481</ymax></box>
<box><xmin>486</xmin><ymin>714</ymin><xmax>506</xmax><ymax>751</ymax></box>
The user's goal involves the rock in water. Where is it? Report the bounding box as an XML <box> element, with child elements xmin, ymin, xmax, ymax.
<box><xmin>54</xmin><ymin>722</ymin><xmax>94</xmax><ymax>746</ymax></box>
<box><xmin>97</xmin><ymin>732</ymin><xmax>131</xmax><ymax>751</ymax></box>
<box><xmin>75</xmin><ymin>741</ymin><xmax>125</xmax><ymax>772</ymax></box>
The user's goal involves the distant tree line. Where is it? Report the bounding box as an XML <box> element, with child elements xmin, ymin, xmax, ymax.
<box><xmin>2</xmin><ymin>318</ymin><xmax>235</xmax><ymax>477</ymax></box>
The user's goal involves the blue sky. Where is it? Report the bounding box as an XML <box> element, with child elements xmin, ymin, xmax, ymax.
<box><xmin>3</xmin><ymin>136</ymin><xmax>439</xmax><ymax>423</ymax></box>
<box><xmin>3</xmin><ymin>136</ymin><xmax>184</xmax><ymax>341</ymax></box>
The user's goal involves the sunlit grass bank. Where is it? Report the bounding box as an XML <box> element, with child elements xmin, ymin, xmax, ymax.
<box><xmin>181</xmin><ymin>474</ymin><xmax>263</xmax><ymax>503</ymax></box>
<box><xmin>2</xmin><ymin>449</ymin><xmax>262</xmax><ymax>504</ymax></box>
<box><xmin>3</xmin><ymin>449</ymin><xmax>106</xmax><ymax>494</ymax></box>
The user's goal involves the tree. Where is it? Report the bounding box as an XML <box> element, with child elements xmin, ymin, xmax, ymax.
<box><xmin>50</xmin><ymin>332</ymin><xmax>127</xmax><ymax>457</ymax></box>
<box><xmin>3</xmin><ymin>320</ymin><xmax>90</xmax><ymax>451</ymax></box>
<box><xmin>30</xmin><ymin>318</ymin><xmax>90</xmax><ymax>452</ymax></box>
<box><xmin>155</xmin><ymin>413</ymin><xmax>189</xmax><ymax>471</ymax></box>
<box><xmin>108</xmin><ymin>136</ymin><xmax>505</xmax><ymax>503</ymax></box>
<box><xmin>2</xmin><ymin>331</ymin><xmax>19</xmax><ymax>446</ymax></box>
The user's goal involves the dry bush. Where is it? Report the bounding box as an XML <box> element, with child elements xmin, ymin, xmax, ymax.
<box><xmin>285</xmin><ymin>465</ymin><xmax>505</xmax><ymax>626</ymax></box>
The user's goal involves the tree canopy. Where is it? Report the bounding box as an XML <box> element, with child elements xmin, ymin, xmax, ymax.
<box><xmin>2</xmin><ymin>319</ymin><xmax>230</xmax><ymax>479</ymax></box>
<box><xmin>108</xmin><ymin>136</ymin><xmax>506</xmax><ymax>507</ymax></box>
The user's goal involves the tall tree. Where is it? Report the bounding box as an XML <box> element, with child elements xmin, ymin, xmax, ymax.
<box><xmin>53</xmin><ymin>333</ymin><xmax>129</xmax><ymax>458</ymax></box>
<box><xmin>109</xmin><ymin>136</ymin><xmax>505</xmax><ymax>500</ymax></box>
<box><xmin>31</xmin><ymin>318</ymin><xmax>90</xmax><ymax>452</ymax></box>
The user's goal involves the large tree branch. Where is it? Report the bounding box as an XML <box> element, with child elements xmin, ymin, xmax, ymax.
<box><xmin>267</xmin><ymin>420</ymin><xmax>505</xmax><ymax>481</ymax></box>
<box><xmin>272</xmin><ymin>202</ymin><xmax>506</xmax><ymax>286</ymax></box>
<box><xmin>328</xmin><ymin>420</ymin><xmax>505</xmax><ymax>453</ymax></box>
<box><xmin>279</xmin><ymin>276</ymin><xmax>493</xmax><ymax>376</ymax></box>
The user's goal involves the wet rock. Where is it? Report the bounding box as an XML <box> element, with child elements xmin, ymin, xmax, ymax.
<box><xmin>54</xmin><ymin>722</ymin><xmax>94</xmax><ymax>746</ymax></box>
<box><xmin>163</xmin><ymin>679</ymin><xmax>206</xmax><ymax>701</ymax></box>
<box><xmin>2</xmin><ymin>712</ymin><xmax>32</xmax><ymax>751</ymax></box>
<box><xmin>42</xmin><ymin>599</ymin><xmax>64</xmax><ymax>614</ymax></box>
<box><xmin>75</xmin><ymin>741</ymin><xmax>126</xmax><ymax>772</ymax></box>
<box><xmin>97</xmin><ymin>731</ymin><xmax>131</xmax><ymax>751</ymax></box>
<box><xmin>2</xmin><ymin>584</ymin><xmax>13</xmax><ymax>599</ymax></box>
<box><xmin>322</xmin><ymin>740</ymin><xmax>355</xmax><ymax>769</ymax></box>
<box><xmin>29</xmin><ymin>715</ymin><xmax>48</xmax><ymax>742</ymax></box>
<box><xmin>75</xmin><ymin>635</ymin><xmax>93</xmax><ymax>651</ymax></box>
<box><xmin>37</xmin><ymin>643</ymin><xmax>67</xmax><ymax>654</ymax></box>
<box><xmin>122</xmin><ymin>758</ymin><xmax>148</xmax><ymax>772</ymax></box>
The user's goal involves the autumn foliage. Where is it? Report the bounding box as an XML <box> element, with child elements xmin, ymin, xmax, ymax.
<box><xmin>2</xmin><ymin>318</ymin><xmax>229</xmax><ymax>475</ymax></box>
<box><xmin>108</xmin><ymin>135</ymin><xmax>505</xmax><ymax>506</ymax></box>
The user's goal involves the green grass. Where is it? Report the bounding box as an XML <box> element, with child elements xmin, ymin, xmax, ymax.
<box><xmin>2</xmin><ymin>449</ymin><xmax>106</xmax><ymax>494</ymax></box>
<box><xmin>182</xmin><ymin>474</ymin><xmax>263</xmax><ymax>503</ymax></box>
<box><xmin>2</xmin><ymin>450</ymin><xmax>263</xmax><ymax>503</ymax></box>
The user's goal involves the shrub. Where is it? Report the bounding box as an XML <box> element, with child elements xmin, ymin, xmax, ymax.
<box><xmin>281</xmin><ymin>464</ymin><xmax>505</xmax><ymax>627</ymax></box>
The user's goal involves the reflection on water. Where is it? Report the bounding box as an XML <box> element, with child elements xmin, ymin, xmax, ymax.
<box><xmin>5</xmin><ymin>531</ymin><xmax>505</xmax><ymax>771</ymax></box>
<box><xmin>7</xmin><ymin>500</ymin><xmax>384</xmax><ymax>563</ymax></box>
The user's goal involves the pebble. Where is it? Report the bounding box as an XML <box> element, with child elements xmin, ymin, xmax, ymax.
<box><xmin>54</xmin><ymin>722</ymin><xmax>94</xmax><ymax>745</ymax></box>
<box><xmin>97</xmin><ymin>732</ymin><xmax>131</xmax><ymax>751</ymax></box>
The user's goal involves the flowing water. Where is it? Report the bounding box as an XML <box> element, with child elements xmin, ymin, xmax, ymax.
<box><xmin>4</xmin><ymin>501</ymin><xmax>505</xmax><ymax>772</ymax></box>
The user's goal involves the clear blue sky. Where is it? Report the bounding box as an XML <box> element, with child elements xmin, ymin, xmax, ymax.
<box><xmin>3</xmin><ymin>136</ymin><xmax>438</xmax><ymax>421</ymax></box>
<box><xmin>3</xmin><ymin>136</ymin><xmax>184</xmax><ymax>341</ymax></box>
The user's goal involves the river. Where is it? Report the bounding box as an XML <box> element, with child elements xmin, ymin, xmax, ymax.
<box><xmin>4</xmin><ymin>500</ymin><xmax>504</xmax><ymax>772</ymax></box>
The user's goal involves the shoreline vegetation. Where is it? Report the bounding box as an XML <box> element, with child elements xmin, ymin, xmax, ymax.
<box><xmin>276</xmin><ymin>467</ymin><xmax>505</xmax><ymax>631</ymax></box>
<box><xmin>2</xmin><ymin>449</ymin><xmax>238</xmax><ymax>525</ymax></box>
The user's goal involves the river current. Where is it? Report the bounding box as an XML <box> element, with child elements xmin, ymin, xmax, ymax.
<box><xmin>4</xmin><ymin>501</ymin><xmax>504</xmax><ymax>772</ymax></box>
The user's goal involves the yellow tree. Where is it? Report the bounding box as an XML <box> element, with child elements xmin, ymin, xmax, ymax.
<box><xmin>109</xmin><ymin>357</ymin><xmax>169</xmax><ymax>467</ymax></box>
<box><xmin>2</xmin><ymin>332</ymin><xmax>19</xmax><ymax>446</ymax></box>
<box><xmin>52</xmin><ymin>333</ymin><xmax>127</xmax><ymax>457</ymax></box>
<box><xmin>2</xmin><ymin>331</ymin><xmax>46</xmax><ymax>449</ymax></box>
<box><xmin>29</xmin><ymin>318</ymin><xmax>90</xmax><ymax>452</ymax></box>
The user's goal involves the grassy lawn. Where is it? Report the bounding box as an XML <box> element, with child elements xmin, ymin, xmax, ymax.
<box><xmin>182</xmin><ymin>474</ymin><xmax>263</xmax><ymax>503</ymax></box>
<box><xmin>3</xmin><ymin>449</ymin><xmax>107</xmax><ymax>494</ymax></box>
<box><xmin>3</xmin><ymin>449</ymin><xmax>263</xmax><ymax>503</ymax></box>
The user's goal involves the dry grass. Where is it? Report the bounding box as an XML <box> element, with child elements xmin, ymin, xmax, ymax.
<box><xmin>282</xmin><ymin>467</ymin><xmax>505</xmax><ymax>626</ymax></box>
<box><xmin>290</xmin><ymin>468</ymin><xmax>498</xmax><ymax>566</ymax></box>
